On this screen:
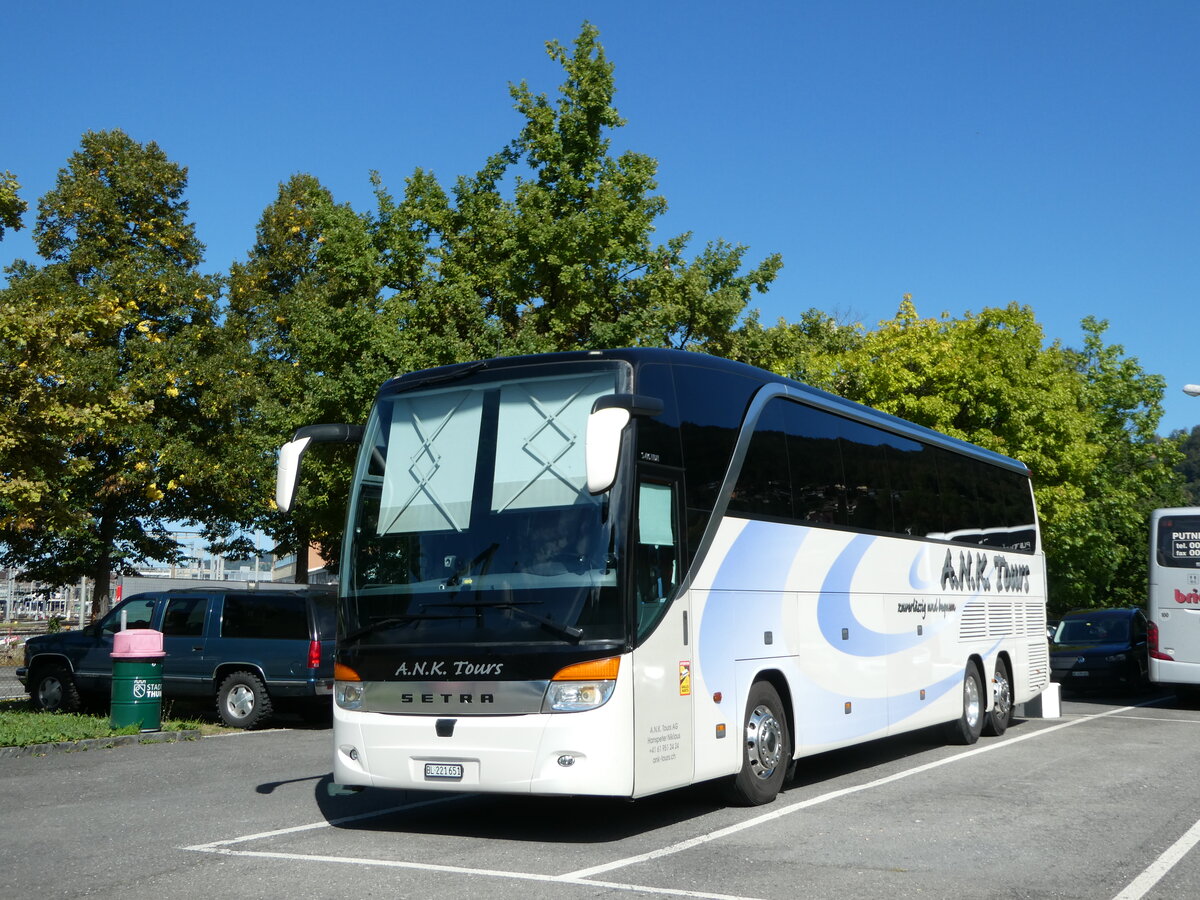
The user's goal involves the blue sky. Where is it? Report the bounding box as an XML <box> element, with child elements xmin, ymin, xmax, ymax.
<box><xmin>5</xmin><ymin>1</ymin><xmax>1198</xmax><ymax>435</ymax></box>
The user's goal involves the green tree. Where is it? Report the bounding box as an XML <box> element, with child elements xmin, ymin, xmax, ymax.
<box><xmin>374</xmin><ymin>22</ymin><xmax>782</xmax><ymax>359</ymax></box>
<box><xmin>227</xmin><ymin>174</ymin><xmax>404</xmax><ymax>575</ymax></box>
<box><xmin>1172</xmin><ymin>426</ymin><xmax>1200</xmax><ymax>504</ymax></box>
<box><xmin>815</xmin><ymin>298</ymin><xmax>1088</xmax><ymax>464</ymax></box>
<box><xmin>0</xmin><ymin>170</ymin><xmax>26</xmax><ymax>240</ymax></box>
<box><xmin>231</xmin><ymin>22</ymin><xmax>783</xmax><ymax>571</ymax></box>
<box><xmin>1053</xmin><ymin>318</ymin><xmax>1187</xmax><ymax>609</ymax></box>
<box><xmin>0</xmin><ymin>130</ymin><xmax>235</xmax><ymax>616</ymax></box>
<box><xmin>727</xmin><ymin>307</ymin><xmax>863</xmax><ymax>389</ymax></box>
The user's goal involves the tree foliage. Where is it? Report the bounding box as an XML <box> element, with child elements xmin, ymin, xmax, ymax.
<box><xmin>0</xmin><ymin>170</ymin><xmax>27</xmax><ymax>241</ymax></box>
<box><xmin>0</xmin><ymin>131</ymin><xmax>238</xmax><ymax>615</ymax></box>
<box><xmin>1174</xmin><ymin>426</ymin><xmax>1200</xmax><ymax>504</ymax></box>
<box><xmin>226</xmin><ymin>22</ymin><xmax>782</xmax><ymax>568</ymax></box>
<box><xmin>226</xmin><ymin>173</ymin><xmax>405</xmax><ymax>576</ymax></box>
<box><xmin>1051</xmin><ymin>318</ymin><xmax>1187</xmax><ymax>608</ymax></box>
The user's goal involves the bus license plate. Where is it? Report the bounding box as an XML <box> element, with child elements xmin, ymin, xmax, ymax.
<box><xmin>1072</xmin><ymin>671</ymin><xmax>1089</xmax><ymax>677</ymax></box>
<box><xmin>424</xmin><ymin>763</ymin><xmax>464</xmax><ymax>780</ymax></box>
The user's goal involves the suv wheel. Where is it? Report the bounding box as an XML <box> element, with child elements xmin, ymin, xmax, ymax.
<box><xmin>32</xmin><ymin>664</ymin><xmax>82</xmax><ymax>713</ymax></box>
<box><xmin>216</xmin><ymin>671</ymin><xmax>273</xmax><ymax>729</ymax></box>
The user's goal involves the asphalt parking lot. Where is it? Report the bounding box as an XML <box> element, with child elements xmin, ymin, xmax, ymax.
<box><xmin>3</xmin><ymin>686</ymin><xmax>1200</xmax><ymax>899</ymax></box>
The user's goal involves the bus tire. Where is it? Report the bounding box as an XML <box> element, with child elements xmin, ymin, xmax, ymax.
<box><xmin>944</xmin><ymin>663</ymin><xmax>984</xmax><ymax>745</ymax></box>
<box><xmin>723</xmin><ymin>681</ymin><xmax>790</xmax><ymax>806</ymax></box>
<box><xmin>983</xmin><ymin>656</ymin><xmax>1013</xmax><ymax>736</ymax></box>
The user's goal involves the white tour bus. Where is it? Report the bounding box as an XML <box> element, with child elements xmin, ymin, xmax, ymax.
<box><xmin>277</xmin><ymin>348</ymin><xmax>1048</xmax><ymax>805</ymax></box>
<box><xmin>1148</xmin><ymin>507</ymin><xmax>1200</xmax><ymax>687</ymax></box>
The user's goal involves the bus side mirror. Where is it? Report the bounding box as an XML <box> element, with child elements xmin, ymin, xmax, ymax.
<box><xmin>585</xmin><ymin>394</ymin><xmax>663</xmax><ymax>494</ymax></box>
<box><xmin>275</xmin><ymin>424</ymin><xmax>364</xmax><ymax>513</ymax></box>
<box><xmin>276</xmin><ymin>436</ymin><xmax>312</xmax><ymax>514</ymax></box>
<box><xmin>586</xmin><ymin>407</ymin><xmax>631</xmax><ymax>494</ymax></box>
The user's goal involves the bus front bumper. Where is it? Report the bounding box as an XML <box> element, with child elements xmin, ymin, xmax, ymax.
<box><xmin>331</xmin><ymin>702</ymin><xmax>634</xmax><ymax>797</ymax></box>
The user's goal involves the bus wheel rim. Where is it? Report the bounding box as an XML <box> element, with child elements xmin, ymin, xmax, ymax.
<box><xmin>746</xmin><ymin>703</ymin><xmax>784</xmax><ymax>779</ymax></box>
<box><xmin>965</xmin><ymin>673</ymin><xmax>982</xmax><ymax>728</ymax></box>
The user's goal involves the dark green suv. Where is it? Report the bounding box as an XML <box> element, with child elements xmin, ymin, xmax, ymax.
<box><xmin>17</xmin><ymin>587</ymin><xmax>336</xmax><ymax>728</ymax></box>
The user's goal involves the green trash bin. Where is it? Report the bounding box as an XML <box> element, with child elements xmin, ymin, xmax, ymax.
<box><xmin>110</xmin><ymin>629</ymin><xmax>165</xmax><ymax>732</ymax></box>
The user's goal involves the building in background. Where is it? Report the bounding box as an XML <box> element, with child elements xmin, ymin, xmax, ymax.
<box><xmin>2</xmin><ymin>532</ymin><xmax>305</xmax><ymax>624</ymax></box>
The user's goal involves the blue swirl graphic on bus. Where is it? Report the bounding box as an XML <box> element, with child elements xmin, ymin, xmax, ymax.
<box><xmin>708</xmin><ymin>519</ymin><xmax>809</xmax><ymax>593</ymax></box>
<box><xmin>789</xmin><ymin>663</ymin><xmax>969</xmax><ymax>743</ymax></box>
<box><xmin>815</xmin><ymin>534</ymin><xmax>946</xmax><ymax>656</ymax></box>
<box><xmin>698</xmin><ymin>520</ymin><xmax>803</xmax><ymax>694</ymax></box>
<box><xmin>909</xmin><ymin>551</ymin><xmax>934</xmax><ymax>590</ymax></box>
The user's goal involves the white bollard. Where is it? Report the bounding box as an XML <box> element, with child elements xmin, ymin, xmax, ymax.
<box><xmin>1018</xmin><ymin>681</ymin><xmax>1061</xmax><ymax>719</ymax></box>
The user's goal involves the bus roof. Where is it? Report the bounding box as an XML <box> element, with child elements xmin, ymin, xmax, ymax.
<box><xmin>377</xmin><ymin>348</ymin><xmax>1031</xmax><ymax>475</ymax></box>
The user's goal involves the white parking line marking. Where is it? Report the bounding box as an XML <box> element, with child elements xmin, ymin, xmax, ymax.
<box><xmin>1083</xmin><ymin>713</ymin><xmax>1200</xmax><ymax>726</ymax></box>
<box><xmin>567</xmin><ymin>705</ymin><xmax>1138</xmax><ymax>880</ymax></box>
<box><xmin>184</xmin><ymin>795</ymin><xmax>462</xmax><ymax>850</ymax></box>
<box><xmin>1113</xmin><ymin>816</ymin><xmax>1200</xmax><ymax>900</ymax></box>
<box><xmin>182</xmin><ymin>702</ymin><xmax>1153</xmax><ymax>897</ymax></box>
<box><xmin>192</xmin><ymin>848</ymin><xmax>759</xmax><ymax>899</ymax></box>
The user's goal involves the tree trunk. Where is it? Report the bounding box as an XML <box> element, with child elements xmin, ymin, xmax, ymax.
<box><xmin>294</xmin><ymin>523</ymin><xmax>309</xmax><ymax>585</ymax></box>
<box><xmin>89</xmin><ymin>508</ymin><xmax>116</xmax><ymax>620</ymax></box>
<box><xmin>89</xmin><ymin>555</ymin><xmax>112</xmax><ymax>621</ymax></box>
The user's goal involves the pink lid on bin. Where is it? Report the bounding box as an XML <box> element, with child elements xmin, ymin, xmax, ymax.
<box><xmin>111</xmin><ymin>629</ymin><xmax>165</xmax><ymax>658</ymax></box>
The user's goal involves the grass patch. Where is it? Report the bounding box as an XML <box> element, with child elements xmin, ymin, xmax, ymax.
<box><xmin>0</xmin><ymin>698</ymin><xmax>236</xmax><ymax>748</ymax></box>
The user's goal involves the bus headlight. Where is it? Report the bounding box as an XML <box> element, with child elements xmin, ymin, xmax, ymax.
<box><xmin>543</xmin><ymin>657</ymin><xmax>620</xmax><ymax>713</ymax></box>
<box><xmin>334</xmin><ymin>662</ymin><xmax>365</xmax><ymax>710</ymax></box>
<box><xmin>336</xmin><ymin>681</ymin><xmax>362</xmax><ymax>710</ymax></box>
<box><xmin>545</xmin><ymin>680</ymin><xmax>616</xmax><ymax>712</ymax></box>
<box><xmin>335</xmin><ymin>681</ymin><xmax>364</xmax><ymax>709</ymax></box>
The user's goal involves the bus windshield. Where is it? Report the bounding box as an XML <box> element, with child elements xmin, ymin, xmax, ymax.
<box><xmin>341</xmin><ymin>363</ymin><xmax>627</xmax><ymax>647</ymax></box>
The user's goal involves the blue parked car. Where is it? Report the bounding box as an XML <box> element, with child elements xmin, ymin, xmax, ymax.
<box><xmin>17</xmin><ymin>586</ymin><xmax>336</xmax><ymax>728</ymax></box>
<box><xmin>1049</xmin><ymin>607</ymin><xmax>1149</xmax><ymax>691</ymax></box>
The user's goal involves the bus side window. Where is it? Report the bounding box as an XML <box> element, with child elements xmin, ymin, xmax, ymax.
<box><xmin>636</xmin><ymin>480</ymin><xmax>678</xmax><ymax>635</ymax></box>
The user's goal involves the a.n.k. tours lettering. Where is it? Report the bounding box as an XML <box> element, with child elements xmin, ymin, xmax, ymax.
<box><xmin>393</xmin><ymin>660</ymin><xmax>505</xmax><ymax>677</ymax></box>
<box><xmin>940</xmin><ymin>549</ymin><xmax>1031</xmax><ymax>594</ymax></box>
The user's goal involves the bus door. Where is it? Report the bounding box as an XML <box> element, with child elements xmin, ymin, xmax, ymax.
<box><xmin>631</xmin><ymin>472</ymin><xmax>695</xmax><ymax>797</ymax></box>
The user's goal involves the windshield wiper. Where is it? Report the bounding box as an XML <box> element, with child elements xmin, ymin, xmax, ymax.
<box><xmin>426</xmin><ymin>599</ymin><xmax>583</xmax><ymax>641</ymax></box>
<box><xmin>342</xmin><ymin>612</ymin><xmax>455</xmax><ymax>643</ymax></box>
<box><xmin>387</xmin><ymin>361</ymin><xmax>487</xmax><ymax>396</ymax></box>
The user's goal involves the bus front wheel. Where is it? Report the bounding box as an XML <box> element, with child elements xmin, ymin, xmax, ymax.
<box><xmin>723</xmin><ymin>681</ymin><xmax>790</xmax><ymax>806</ymax></box>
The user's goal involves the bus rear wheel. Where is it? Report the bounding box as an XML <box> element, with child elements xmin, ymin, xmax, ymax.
<box><xmin>723</xmin><ymin>681</ymin><xmax>790</xmax><ymax>806</ymax></box>
<box><xmin>983</xmin><ymin>656</ymin><xmax>1013</xmax><ymax>736</ymax></box>
<box><xmin>944</xmin><ymin>663</ymin><xmax>984</xmax><ymax>745</ymax></box>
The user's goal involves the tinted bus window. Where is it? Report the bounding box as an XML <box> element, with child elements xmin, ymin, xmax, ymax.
<box><xmin>730</xmin><ymin>401</ymin><xmax>792</xmax><ymax>520</ymax></box>
<box><xmin>883</xmin><ymin>435</ymin><xmax>941</xmax><ymax>539</ymax></box>
<box><xmin>634</xmin><ymin>363</ymin><xmax>683</xmax><ymax>469</ymax></box>
<box><xmin>675</xmin><ymin>365</ymin><xmax>758</xmax><ymax>512</ymax></box>
<box><xmin>782</xmin><ymin>402</ymin><xmax>846</xmax><ymax>526</ymax></box>
<box><xmin>989</xmin><ymin>467</ymin><xmax>1037</xmax><ymax>551</ymax></box>
<box><xmin>1157</xmin><ymin>515</ymin><xmax>1200</xmax><ymax>568</ymax></box>
<box><xmin>839</xmin><ymin>418</ymin><xmax>894</xmax><ymax>533</ymax></box>
<box><xmin>936</xmin><ymin>448</ymin><xmax>980</xmax><ymax>538</ymax></box>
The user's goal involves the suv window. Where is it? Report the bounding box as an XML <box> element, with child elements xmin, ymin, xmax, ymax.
<box><xmin>222</xmin><ymin>593</ymin><xmax>308</xmax><ymax>640</ymax></box>
<box><xmin>100</xmin><ymin>597</ymin><xmax>157</xmax><ymax>633</ymax></box>
<box><xmin>310</xmin><ymin>593</ymin><xmax>337</xmax><ymax>640</ymax></box>
<box><xmin>162</xmin><ymin>596</ymin><xmax>208</xmax><ymax>637</ymax></box>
